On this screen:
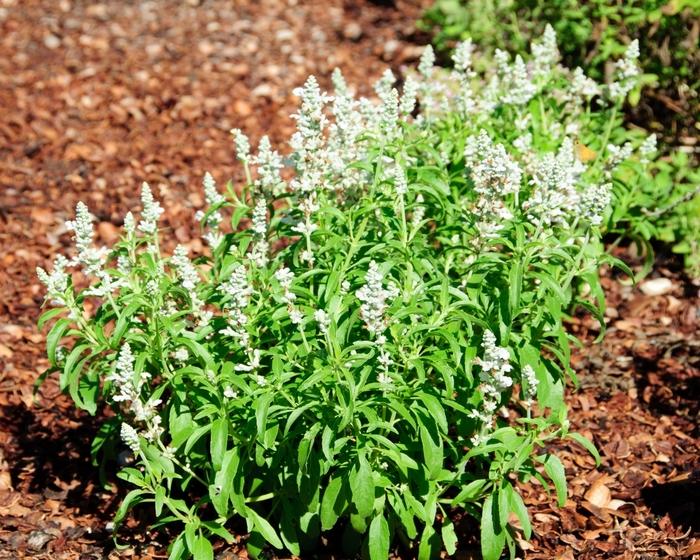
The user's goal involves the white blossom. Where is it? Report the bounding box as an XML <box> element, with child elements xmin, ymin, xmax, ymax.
<box><xmin>231</xmin><ymin>128</ymin><xmax>251</xmax><ymax>162</ymax></box>
<box><xmin>522</xmin><ymin>364</ymin><xmax>539</xmax><ymax>402</ymax></box>
<box><xmin>465</xmin><ymin>131</ymin><xmax>522</xmax><ymax>197</ymax></box>
<box><xmin>609</xmin><ymin>40</ymin><xmax>640</xmax><ymax>100</ymax></box>
<box><xmin>373</xmin><ymin>68</ymin><xmax>396</xmax><ymax>99</ymax></box>
<box><xmin>394</xmin><ymin>166</ymin><xmax>408</xmax><ymax>197</ymax></box>
<box><xmin>219</xmin><ymin>263</ymin><xmax>254</xmax><ymax>347</ymax></box>
<box><xmin>123</xmin><ymin>212</ymin><xmax>135</xmax><ymax>236</ymax></box>
<box><xmin>418</xmin><ymin>45</ymin><xmax>435</xmax><ymax>78</ymax></box>
<box><xmin>200</xmin><ymin>173</ymin><xmax>224</xmax><ymax>237</ymax></box>
<box><xmin>37</xmin><ymin>255</ymin><xmax>71</xmax><ymax>306</ymax></box>
<box><xmin>579</xmin><ymin>182</ymin><xmax>612</xmax><ymax>226</ymax></box>
<box><xmin>314</xmin><ymin>308</ymin><xmax>330</xmax><ymax>334</ymax></box>
<box><xmin>569</xmin><ymin>67</ymin><xmax>599</xmax><ymax>100</ymax></box>
<box><xmin>357</xmin><ymin>261</ymin><xmax>399</xmax><ymax>337</ymax></box>
<box><xmin>253</xmin><ymin>136</ymin><xmax>285</xmax><ymax>195</ymax></box>
<box><xmin>530</xmin><ymin>24</ymin><xmax>559</xmax><ymax>80</ymax></box>
<box><xmin>452</xmin><ymin>39</ymin><xmax>476</xmax><ymax>76</ymax></box>
<box><xmin>471</xmin><ymin>331</ymin><xmax>513</xmax><ymax>439</ymax></box>
<box><xmin>411</xmin><ymin>194</ymin><xmax>425</xmax><ymax>230</ymax></box>
<box><xmin>65</xmin><ymin>202</ymin><xmax>106</xmax><ymax>275</ymax></box>
<box><xmin>203</xmin><ymin>172</ymin><xmax>224</xmax><ymax>206</ymax></box>
<box><xmin>173</xmin><ymin>347</ymin><xmax>189</xmax><ymax>362</ymax></box>
<box><xmin>138</xmin><ymin>183</ymin><xmax>164</xmax><ymax>235</ymax></box>
<box><xmin>171</xmin><ymin>245</ymin><xmax>199</xmax><ymax>292</ymax></box>
<box><xmin>639</xmin><ymin>133</ymin><xmax>657</xmax><ymax>164</ymax></box>
<box><xmin>109</xmin><ymin>344</ymin><xmax>163</xmax><ymax>442</ymax></box>
<box><xmin>499</xmin><ymin>54</ymin><xmax>537</xmax><ymax>106</ymax></box>
<box><xmin>523</xmin><ymin>138</ymin><xmax>584</xmax><ymax>227</ymax></box>
<box><xmin>251</xmin><ymin>198</ymin><xmax>268</xmax><ymax>236</ymax></box>
<box><xmin>606</xmin><ymin>142</ymin><xmax>633</xmax><ymax>168</ymax></box>
<box><xmin>399</xmin><ymin>75</ymin><xmax>419</xmax><ymax>115</ymax></box>
<box><xmin>120</xmin><ymin>423</ymin><xmax>140</xmax><ymax>454</ymax></box>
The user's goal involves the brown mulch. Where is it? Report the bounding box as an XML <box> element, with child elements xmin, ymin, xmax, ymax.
<box><xmin>0</xmin><ymin>1</ymin><xmax>697</xmax><ymax>558</ymax></box>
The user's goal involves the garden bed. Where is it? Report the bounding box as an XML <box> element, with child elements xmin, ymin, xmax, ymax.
<box><xmin>0</xmin><ymin>1</ymin><xmax>697</xmax><ymax>558</ymax></box>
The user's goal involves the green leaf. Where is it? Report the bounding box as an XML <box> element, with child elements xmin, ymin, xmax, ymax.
<box><xmin>505</xmin><ymin>484</ymin><xmax>531</xmax><ymax>539</ymax></box>
<box><xmin>46</xmin><ymin>318</ymin><xmax>71</xmax><ymax>367</ymax></box>
<box><xmin>254</xmin><ymin>393</ymin><xmax>273</xmax><ymax>442</ymax></box>
<box><xmin>210</xmin><ymin>418</ymin><xmax>228</xmax><ymax>471</ymax></box>
<box><xmin>451</xmin><ymin>479</ymin><xmax>488</xmax><ymax>505</ymax></box>
<box><xmin>38</xmin><ymin>307</ymin><xmax>65</xmax><ymax>331</ymax></box>
<box><xmin>566</xmin><ymin>432</ymin><xmax>601</xmax><ymax>466</ymax></box>
<box><xmin>542</xmin><ymin>454</ymin><xmax>568</xmax><ymax>507</ymax></box>
<box><xmin>320</xmin><ymin>476</ymin><xmax>345</xmax><ymax>530</ymax></box>
<box><xmin>441</xmin><ymin>517</ymin><xmax>458</xmax><ymax>556</ymax></box>
<box><xmin>155</xmin><ymin>485</ymin><xmax>166</xmax><ymax>517</ymax></box>
<box><xmin>350</xmin><ymin>452</ymin><xmax>374</xmax><ymax>521</ymax></box>
<box><xmin>417</xmin><ymin>523</ymin><xmax>439</xmax><ymax>560</ymax></box>
<box><xmin>279</xmin><ymin>507</ymin><xmax>301</xmax><ymax>556</ymax></box>
<box><xmin>416</xmin><ymin>392</ymin><xmax>448</xmax><ymax>434</ymax></box>
<box><xmin>368</xmin><ymin>513</ymin><xmax>390</xmax><ymax>560</ymax></box>
<box><xmin>168</xmin><ymin>534</ymin><xmax>187</xmax><ymax>560</ymax></box>
<box><xmin>419</xmin><ymin>424</ymin><xmax>443</xmax><ymax>480</ymax></box>
<box><xmin>113</xmin><ymin>489</ymin><xmax>144</xmax><ymax>530</ymax></box>
<box><xmin>192</xmin><ymin>534</ymin><xmax>214</xmax><ymax>560</ymax></box>
<box><xmin>480</xmin><ymin>494</ymin><xmax>506</xmax><ymax>560</ymax></box>
<box><xmin>247</xmin><ymin>508</ymin><xmax>284</xmax><ymax>549</ymax></box>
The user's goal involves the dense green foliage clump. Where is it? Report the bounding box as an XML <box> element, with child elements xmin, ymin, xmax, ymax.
<box><xmin>420</xmin><ymin>0</ymin><xmax>700</xmax><ymax>276</ymax></box>
<box><xmin>37</xmin><ymin>30</ymin><xmax>688</xmax><ymax>560</ymax></box>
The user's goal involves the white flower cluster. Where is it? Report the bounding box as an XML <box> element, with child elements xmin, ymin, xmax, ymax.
<box><xmin>196</xmin><ymin>173</ymin><xmax>225</xmax><ymax>249</ymax></box>
<box><xmin>252</xmin><ymin>136</ymin><xmax>284</xmax><ymax>196</ymax></box>
<box><xmin>495</xmin><ymin>50</ymin><xmax>537</xmax><ymax>106</ymax></box>
<box><xmin>523</xmin><ymin>138</ymin><xmax>586</xmax><ymax>227</ymax></box>
<box><xmin>579</xmin><ymin>182</ymin><xmax>612</xmax><ymax>226</ymax></box>
<box><xmin>231</xmin><ymin>128</ymin><xmax>250</xmax><ymax>162</ymax></box>
<box><xmin>356</xmin><ymin>261</ymin><xmax>399</xmax><ymax>391</ymax></box>
<box><xmin>356</xmin><ymin>260</ymin><xmax>399</xmax><ymax>338</ymax></box>
<box><xmin>314</xmin><ymin>308</ymin><xmax>330</xmax><ymax>335</ymax></box>
<box><xmin>416</xmin><ymin>45</ymin><xmax>449</xmax><ymax>118</ymax></box>
<box><xmin>36</xmin><ymin>255</ymin><xmax>70</xmax><ymax>307</ymax></box>
<box><xmin>324</xmin><ymin>70</ymin><xmax>366</xmax><ymax>200</ymax></box>
<box><xmin>65</xmin><ymin>202</ymin><xmax>107</xmax><ymax>276</ymax></box>
<box><xmin>275</xmin><ymin>266</ymin><xmax>302</xmax><ymax>325</ymax></box>
<box><xmin>219</xmin><ymin>263</ymin><xmax>253</xmax><ymax>347</ymax></box>
<box><xmin>138</xmin><ymin>182</ymin><xmax>164</xmax><ymax>236</ymax></box>
<box><xmin>399</xmin><ymin>75</ymin><xmax>419</xmax><ymax>116</ymax></box>
<box><xmin>355</xmin><ymin>260</ymin><xmax>399</xmax><ymax>391</ymax></box>
<box><xmin>471</xmin><ymin>330</ymin><xmax>513</xmax><ymax>442</ymax></box>
<box><xmin>530</xmin><ymin>24</ymin><xmax>560</xmax><ymax>80</ymax></box>
<box><xmin>451</xmin><ymin>39</ymin><xmax>477</xmax><ymax>115</ymax></box>
<box><xmin>639</xmin><ymin>133</ymin><xmax>657</xmax><ymax>165</ymax></box>
<box><xmin>108</xmin><ymin>343</ymin><xmax>164</xmax><ymax>450</ymax></box>
<box><xmin>568</xmin><ymin>67</ymin><xmax>600</xmax><ymax>101</ymax></box>
<box><xmin>606</xmin><ymin>141</ymin><xmax>633</xmax><ymax>170</ymax></box>
<box><xmin>288</xmin><ymin>76</ymin><xmax>334</xmax><ymax>265</ymax></box>
<box><xmin>521</xmin><ymin>364</ymin><xmax>539</xmax><ymax>404</ymax></box>
<box><xmin>608</xmin><ymin>40</ymin><xmax>640</xmax><ymax>101</ymax></box>
<box><xmin>219</xmin><ymin>263</ymin><xmax>262</xmax><ymax>375</ymax></box>
<box><xmin>171</xmin><ymin>245</ymin><xmax>210</xmax><ymax>326</ymax></box>
<box><xmin>249</xmin><ymin>198</ymin><xmax>269</xmax><ymax>267</ymax></box>
<box><xmin>464</xmin><ymin>131</ymin><xmax>523</xmax><ymax>236</ymax></box>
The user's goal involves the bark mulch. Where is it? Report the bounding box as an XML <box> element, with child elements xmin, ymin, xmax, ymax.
<box><xmin>0</xmin><ymin>1</ymin><xmax>697</xmax><ymax>558</ymax></box>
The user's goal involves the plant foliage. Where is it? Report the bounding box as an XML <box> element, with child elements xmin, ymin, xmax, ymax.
<box><xmin>38</xmin><ymin>30</ymin><xmax>673</xmax><ymax>559</ymax></box>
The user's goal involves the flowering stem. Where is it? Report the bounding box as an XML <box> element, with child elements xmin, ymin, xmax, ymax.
<box><xmin>595</xmin><ymin>105</ymin><xmax>618</xmax><ymax>168</ymax></box>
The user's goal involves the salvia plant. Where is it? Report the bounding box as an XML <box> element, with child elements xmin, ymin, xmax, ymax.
<box><xmin>39</xmin><ymin>29</ymin><xmax>664</xmax><ymax>560</ymax></box>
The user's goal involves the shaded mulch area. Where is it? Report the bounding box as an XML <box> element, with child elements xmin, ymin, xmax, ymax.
<box><xmin>0</xmin><ymin>1</ymin><xmax>697</xmax><ymax>558</ymax></box>
<box><xmin>521</xmin><ymin>251</ymin><xmax>699</xmax><ymax>559</ymax></box>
